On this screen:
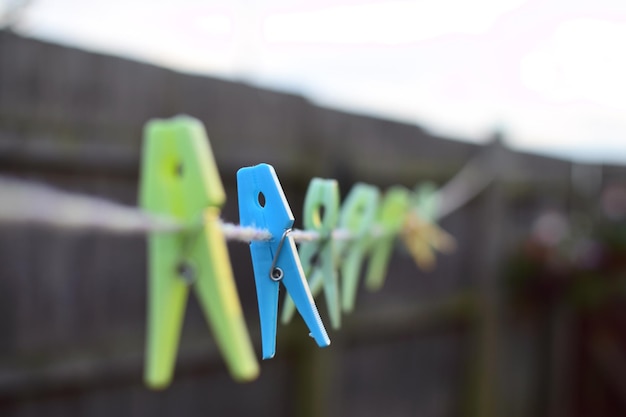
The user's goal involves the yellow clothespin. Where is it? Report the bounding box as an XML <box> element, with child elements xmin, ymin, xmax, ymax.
<box><xmin>140</xmin><ymin>116</ymin><xmax>259</xmax><ymax>389</ymax></box>
<box><xmin>401</xmin><ymin>183</ymin><xmax>455</xmax><ymax>271</ymax></box>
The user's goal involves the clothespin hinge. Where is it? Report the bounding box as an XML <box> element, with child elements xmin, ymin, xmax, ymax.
<box><xmin>270</xmin><ymin>228</ymin><xmax>292</xmax><ymax>281</ymax></box>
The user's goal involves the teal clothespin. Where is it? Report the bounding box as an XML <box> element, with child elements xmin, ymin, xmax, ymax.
<box><xmin>365</xmin><ymin>186</ymin><xmax>411</xmax><ymax>291</ymax></box>
<box><xmin>140</xmin><ymin>116</ymin><xmax>259</xmax><ymax>389</ymax></box>
<box><xmin>237</xmin><ymin>164</ymin><xmax>330</xmax><ymax>359</ymax></box>
<box><xmin>290</xmin><ymin>183</ymin><xmax>380</xmax><ymax>314</ymax></box>
<box><xmin>281</xmin><ymin>178</ymin><xmax>341</xmax><ymax>329</ymax></box>
<box><xmin>337</xmin><ymin>183</ymin><xmax>380</xmax><ymax>313</ymax></box>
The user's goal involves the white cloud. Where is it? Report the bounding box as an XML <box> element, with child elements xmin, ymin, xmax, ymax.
<box><xmin>263</xmin><ymin>0</ymin><xmax>525</xmax><ymax>44</ymax></box>
<box><xmin>521</xmin><ymin>18</ymin><xmax>626</xmax><ymax>111</ymax></box>
<box><xmin>192</xmin><ymin>14</ymin><xmax>233</xmax><ymax>37</ymax></box>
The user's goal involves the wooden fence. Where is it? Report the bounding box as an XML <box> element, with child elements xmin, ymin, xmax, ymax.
<box><xmin>1</xmin><ymin>30</ymin><xmax>625</xmax><ymax>416</ymax></box>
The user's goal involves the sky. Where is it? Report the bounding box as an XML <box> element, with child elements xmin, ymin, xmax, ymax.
<box><xmin>4</xmin><ymin>0</ymin><xmax>626</xmax><ymax>164</ymax></box>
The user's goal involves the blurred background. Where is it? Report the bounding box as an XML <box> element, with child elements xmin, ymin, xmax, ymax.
<box><xmin>0</xmin><ymin>0</ymin><xmax>625</xmax><ymax>416</ymax></box>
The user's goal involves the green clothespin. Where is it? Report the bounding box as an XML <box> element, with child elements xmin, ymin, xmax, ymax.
<box><xmin>281</xmin><ymin>178</ymin><xmax>341</xmax><ymax>329</ymax></box>
<box><xmin>338</xmin><ymin>183</ymin><xmax>380</xmax><ymax>313</ymax></box>
<box><xmin>140</xmin><ymin>116</ymin><xmax>259</xmax><ymax>389</ymax></box>
<box><xmin>413</xmin><ymin>182</ymin><xmax>439</xmax><ymax>223</ymax></box>
<box><xmin>364</xmin><ymin>186</ymin><xmax>411</xmax><ymax>292</ymax></box>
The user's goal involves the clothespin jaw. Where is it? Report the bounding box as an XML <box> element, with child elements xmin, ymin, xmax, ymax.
<box><xmin>338</xmin><ymin>183</ymin><xmax>380</xmax><ymax>313</ymax></box>
<box><xmin>281</xmin><ymin>178</ymin><xmax>341</xmax><ymax>329</ymax></box>
<box><xmin>237</xmin><ymin>164</ymin><xmax>330</xmax><ymax>360</ymax></box>
<box><xmin>401</xmin><ymin>182</ymin><xmax>456</xmax><ymax>271</ymax></box>
<box><xmin>365</xmin><ymin>186</ymin><xmax>411</xmax><ymax>291</ymax></box>
<box><xmin>140</xmin><ymin>116</ymin><xmax>259</xmax><ymax>389</ymax></box>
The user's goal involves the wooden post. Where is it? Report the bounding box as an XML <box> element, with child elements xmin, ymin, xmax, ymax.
<box><xmin>291</xmin><ymin>323</ymin><xmax>339</xmax><ymax>417</ymax></box>
<box><xmin>466</xmin><ymin>134</ymin><xmax>507</xmax><ymax>417</ymax></box>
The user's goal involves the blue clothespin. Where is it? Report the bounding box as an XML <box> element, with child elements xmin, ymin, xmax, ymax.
<box><xmin>237</xmin><ymin>163</ymin><xmax>331</xmax><ymax>359</ymax></box>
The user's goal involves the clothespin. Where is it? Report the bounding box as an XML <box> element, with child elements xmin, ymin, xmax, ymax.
<box><xmin>365</xmin><ymin>186</ymin><xmax>411</xmax><ymax>291</ymax></box>
<box><xmin>237</xmin><ymin>163</ymin><xmax>330</xmax><ymax>359</ymax></box>
<box><xmin>338</xmin><ymin>183</ymin><xmax>380</xmax><ymax>313</ymax></box>
<box><xmin>413</xmin><ymin>182</ymin><xmax>439</xmax><ymax>223</ymax></box>
<box><xmin>281</xmin><ymin>178</ymin><xmax>341</xmax><ymax>329</ymax></box>
<box><xmin>140</xmin><ymin>116</ymin><xmax>259</xmax><ymax>389</ymax></box>
<box><xmin>401</xmin><ymin>182</ymin><xmax>456</xmax><ymax>271</ymax></box>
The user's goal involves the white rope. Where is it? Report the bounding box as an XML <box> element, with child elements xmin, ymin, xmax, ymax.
<box><xmin>0</xmin><ymin>151</ymin><xmax>493</xmax><ymax>240</ymax></box>
<box><xmin>220</xmin><ymin>221</ymin><xmax>271</xmax><ymax>242</ymax></box>
<box><xmin>435</xmin><ymin>151</ymin><xmax>494</xmax><ymax>220</ymax></box>
<box><xmin>0</xmin><ymin>177</ymin><xmax>370</xmax><ymax>242</ymax></box>
<box><xmin>0</xmin><ymin>177</ymin><xmax>181</xmax><ymax>234</ymax></box>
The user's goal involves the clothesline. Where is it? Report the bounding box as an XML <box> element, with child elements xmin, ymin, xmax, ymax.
<box><xmin>0</xmin><ymin>150</ymin><xmax>493</xmax><ymax>241</ymax></box>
